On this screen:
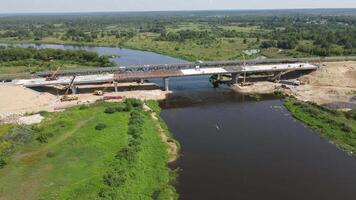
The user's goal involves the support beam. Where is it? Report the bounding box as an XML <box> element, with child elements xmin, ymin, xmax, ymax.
<box><xmin>70</xmin><ymin>84</ymin><xmax>77</xmax><ymax>95</ymax></box>
<box><xmin>163</xmin><ymin>77</ymin><xmax>169</xmax><ymax>91</ymax></box>
<box><xmin>113</xmin><ymin>81</ymin><xmax>118</xmax><ymax>92</ymax></box>
<box><xmin>231</xmin><ymin>73</ymin><xmax>240</xmax><ymax>85</ymax></box>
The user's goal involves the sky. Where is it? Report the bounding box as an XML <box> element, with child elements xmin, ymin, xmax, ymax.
<box><xmin>0</xmin><ymin>0</ymin><xmax>355</xmax><ymax>13</ymax></box>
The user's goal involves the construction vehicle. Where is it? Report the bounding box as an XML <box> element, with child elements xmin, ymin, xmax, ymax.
<box><xmin>60</xmin><ymin>76</ymin><xmax>78</xmax><ymax>102</ymax></box>
<box><xmin>46</xmin><ymin>66</ymin><xmax>61</xmax><ymax>81</ymax></box>
<box><xmin>93</xmin><ymin>84</ymin><xmax>110</xmax><ymax>96</ymax></box>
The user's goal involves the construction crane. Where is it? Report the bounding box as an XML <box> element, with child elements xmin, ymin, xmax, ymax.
<box><xmin>46</xmin><ymin>66</ymin><xmax>61</xmax><ymax>81</ymax></box>
<box><xmin>60</xmin><ymin>76</ymin><xmax>78</xmax><ymax>102</ymax></box>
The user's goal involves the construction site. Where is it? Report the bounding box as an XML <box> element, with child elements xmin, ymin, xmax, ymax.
<box><xmin>0</xmin><ymin>59</ymin><xmax>355</xmax><ymax>124</ymax></box>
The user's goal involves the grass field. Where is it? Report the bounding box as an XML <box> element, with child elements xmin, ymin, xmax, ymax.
<box><xmin>0</xmin><ymin>101</ymin><xmax>177</xmax><ymax>200</ymax></box>
<box><xmin>285</xmin><ymin>98</ymin><xmax>356</xmax><ymax>154</ymax></box>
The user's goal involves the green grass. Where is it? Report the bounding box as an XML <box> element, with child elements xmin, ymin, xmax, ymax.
<box><xmin>0</xmin><ymin>101</ymin><xmax>176</xmax><ymax>200</ymax></box>
<box><xmin>284</xmin><ymin>98</ymin><xmax>356</xmax><ymax>154</ymax></box>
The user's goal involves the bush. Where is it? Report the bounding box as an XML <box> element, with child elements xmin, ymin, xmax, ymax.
<box><xmin>104</xmin><ymin>107</ymin><xmax>116</xmax><ymax>114</ymax></box>
<box><xmin>103</xmin><ymin>169</ymin><xmax>126</xmax><ymax>187</ymax></box>
<box><xmin>114</xmin><ymin>105</ymin><xmax>126</xmax><ymax>112</ymax></box>
<box><xmin>340</xmin><ymin>123</ymin><xmax>352</xmax><ymax>133</ymax></box>
<box><xmin>4</xmin><ymin>126</ymin><xmax>34</xmax><ymax>144</ymax></box>
<box><xmin>115</xmin><ymin>147</ymin><xmax>136</xmax><ymax>161</ymax></box>
<box><xmin>36</xmin><ymin>132</ymin><xmax>49</xmax><ymax>143</ymax></box>
<box><xmin>125</xmin><ymin>98</ymin><xmax>143</xmax><ymax>110</ymax></box>
<box><xmin>95</xmin><ymin>123</ymin><xmax>107</xmax><ymax>131</ymax></box>
<box><xmin>0</xmin><ymin>157</ymin><xmax>7</xmax><ymax>168</ymax></box>
<box><xmin>98</xmin><ymin>187</ymin><xmax>118</xmax><ymax>199</ymax></box>
<box><xmin>46</xmin><ymin>152</ymin><xmax>56</xmax><ymax>158</ymax></box>
<box><xmin>345</xmin><ymin>110</ymin><xmax>356</xmax><ymax>120</ymax></box>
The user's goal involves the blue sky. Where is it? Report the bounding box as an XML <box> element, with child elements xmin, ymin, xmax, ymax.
<box><xmin>0</xmin><ymin>0</ymin><xmax>355</xmax><ymax>13</ymax></box>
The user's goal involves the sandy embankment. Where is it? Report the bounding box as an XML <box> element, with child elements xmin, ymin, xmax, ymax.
<box><xmin>231</xmin><ymin>61</ymin><xmax>356</xmax><ymax>109</ymax></box>
<box><xmin>0</xmin><ymin>82</ymin><xmax>167</xmax><ymax>123</ymax></box>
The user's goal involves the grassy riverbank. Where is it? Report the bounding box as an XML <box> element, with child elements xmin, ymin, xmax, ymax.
<box><xmin>284</xmin><ymin>98</ymin><xmax>356</xmax><ymax>154</ymax></box>
<box><xmin>0</xmin><ymin>100</ymin><xmax>177</xmax><ymax>200</ymax></box>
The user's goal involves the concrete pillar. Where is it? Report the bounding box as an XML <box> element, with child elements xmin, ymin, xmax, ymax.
<box><xmin>163</xmin><ymin>77</ymin><xmax>169</xmax><ymax>91</ymax></box>
<box><xmin>113</xmin><ymin>81</ymin><xmax>118</xmax><ymax>92</ymax></box>
<box><xmin>71</xmin><ymin>84</ymin><xmax>77</xmax><ymax>95</ymax></box>
<box><xmin>231</xmin><ymin>73</ymin><xmax>240</xmax><ymax>84</ymax></box>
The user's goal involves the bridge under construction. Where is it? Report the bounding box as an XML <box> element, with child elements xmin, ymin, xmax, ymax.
<box><xmin>2</xmin><ymin>57</ymin><xmax>322</xmax><ymax>94</ymax></box>
<box><xmin>12</xmin><ymin>62</ymin><xmax>317</xmax><ymax>92</ymax></box>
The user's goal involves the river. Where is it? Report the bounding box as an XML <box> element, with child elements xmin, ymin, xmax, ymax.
<box><xmin>3</xmin><ymin>43</ymin><xmax>356</xmax><ymax>199</ymax></box>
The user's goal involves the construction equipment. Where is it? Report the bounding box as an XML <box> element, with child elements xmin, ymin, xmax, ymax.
<box><xmin>60</xmin><ymin>76</ymin><xmax>78</xmax><ymax>102</ymax></box>
<box><xmin>93</xmin><ymin>84</ymin><xmax>110</xmax><ymax>96</ymax></box>
<box><xmin>46</xmin><ymin>66</ymin><xmax>61</xmax><ymax>81</ymax></box>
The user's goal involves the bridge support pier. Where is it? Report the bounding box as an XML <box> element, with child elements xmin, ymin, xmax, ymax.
<box><xmin>71</xmin><ymin>84</ymin><xmax>77</xmax><ymax>95</ymax></box>
<box><xmin>163</xmin><ymin>77</ymin><xmax>169</xmax><ymax>91</ymax></box>
<box><xmin>113</xmin><ymin>81</ymin><xmax>118</xmax><ymax>92</ymax></box>
<box><xmin>231</xmin><ymin>73</ymin><xmax>240</xmax><ymax>85</ymax></box>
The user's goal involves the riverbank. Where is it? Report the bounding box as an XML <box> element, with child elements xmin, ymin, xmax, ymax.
<box><xmin>231</xmin><ymin>61</ymin><xmax>356</xmax><ymax>110</ymax></box>
<box><xmin>284</xmin><ymin>98</ymin><xmax>356</xmax><ymax>154</ymax></box>
<box><xmin>0</xmin><ymin>100</ymin><xmax>178</xmax><ymax>199</ymax></box>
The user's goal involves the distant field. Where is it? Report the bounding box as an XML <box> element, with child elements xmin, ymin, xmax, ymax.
<box><xmin>0</xmin><ymin>10</ymin><xmax>354</xmax><ymax>62</ymax></box>
<box><xmin>0</xmin><ymin>101</ymin><xmax>177</xmax><ymax>199</ymax></box>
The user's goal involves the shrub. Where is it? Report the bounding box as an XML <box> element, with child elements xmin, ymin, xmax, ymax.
<box><xmin>103</xmin><ymin>170</ymin><xmax>126</xmax><ymax>187</ymax></box>
<box><xmin>95</xmin><ymin>123</ymin><xmax>107</xmax><ymax>131</ymax></box>
<box><xmin>125</xmin><ymin>98</ymin><xmax>143</xmax><ymax>110</ymax></box>
<box><xmin>115</xmin><ymin>147</ymin><xmax>136</xmax><ymax>161</ymax></box>
<box><xmin>4</xmin><ymin>126</ymin><xmax>34</xmax><ymax>144</ymax></box>
<box><xmin>345</xmin><ymin>110</ymin><xmax>356</xmax><ymax>120</ymax></box>
<box><xmin>114</xmin><ymin>105</ymin><xmax>126</xmax><ymax>112</ymax></box>
<box><xmin>36</xmin><ymin>132</ymin><xmax>49</xmax><ymax>143</ymax></box>
<box><xmin>46</xmin><ymin>152</ymin><xmax>56</xmax><ymax>158</ymax></box>
<box><xmin>104</xmin><ymin>107</ymin><xmax>116</xmax><ymax>114</ymax></box>
<box><xmin>274</xmin><ymin>91</ymin><xmax>284</xmax><ymax>97</ymax></box>
<box><xmin>98</xmin><ymin>187</ymin><xmax>118</xmax><ymax>199</ymax></box>
<box><xmin>124</xmin><ymin>103</ymin><xmax>133</xmax><ymax>112</ymax></box>
<box><xmin>340</xmin><ymin>123</ymin><xmax>352</xmax><ymax>133</ymax></box>
<box><xmin>0</xmin><ymin>156</ymin><xmax>7</xmax><ymax>168</ymax></box>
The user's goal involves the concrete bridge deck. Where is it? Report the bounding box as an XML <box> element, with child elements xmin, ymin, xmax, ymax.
<box><xmin>13</xmin><ymin>63</ymin><xmax>317</xmax><ymax>90</ymax></box>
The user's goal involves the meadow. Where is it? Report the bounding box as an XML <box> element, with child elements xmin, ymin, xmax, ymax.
<box><xmin>0</xmin><ymin>100</ymin><xmax>177</xmax><ymax>200</ymax></box>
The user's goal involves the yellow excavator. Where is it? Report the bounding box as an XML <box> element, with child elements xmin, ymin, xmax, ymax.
<box><xmin>61</xmin><ymin>76</ymin><xmax>79</xmax><ymax>102</ymax></box>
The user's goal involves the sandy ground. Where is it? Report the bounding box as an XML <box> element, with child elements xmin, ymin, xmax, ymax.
<box><xmin>0</xmin><ymin>82</ymin><xmax>167</xmax><ymax>123</ymax></box>
<box><xmin>232</xmin><ymin>61</ymin><xmax>356</xmax><ymax>109</ymax></box>
<box><xmin>293</xmin><ymin>62</ymin><xmax>356</xmax><ymax>107</ymax></box>
<box><xmin>232</xmin><ymin>81</ymin><xmax>278</xmax><ymax>94</ymax></box>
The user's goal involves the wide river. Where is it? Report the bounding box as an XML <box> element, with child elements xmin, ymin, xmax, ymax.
<box><xmin>5</xmin><ymin>43</ymin><xmax>356</xmax><ymax>199</ymax></box>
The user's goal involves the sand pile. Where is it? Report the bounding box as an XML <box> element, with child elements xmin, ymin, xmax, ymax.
<box><xmin>0</xmin><ymin>84</ymin><xmax>57</xmax><ymax>114</ymax></box>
